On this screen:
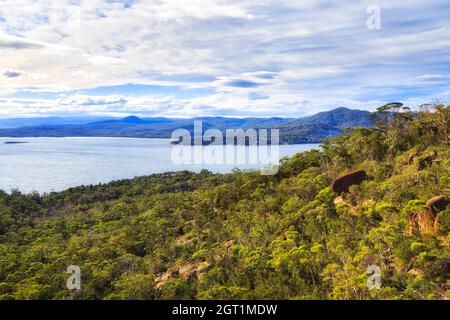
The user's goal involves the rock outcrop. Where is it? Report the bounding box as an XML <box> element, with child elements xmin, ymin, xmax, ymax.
<box><xmin>417</xmin><ymin>210</ymin><xmax>436</xmax><ymax>235</ymax></box>
<box><xmin>178</xmin><ymin>261</ymin><xmax>210</xmax><ymax>281</ymax></box>
<box><xmin>178</xmin><ymin>263</ymin><xmax>196</xmax><ymax>280</ymax></box>
<box><xmin>331</xmin><ymin>170</ymin><xmax>367</xmax><ymax>194</ymax></box>
<box><xmin>406</xmin><ymin>213</ymin><xmax>419</xmax><ymax>236</ymax></box>
<box><xmin>426</xmin><ymin>195</ymin><xmax>449</xmax><ymax>213</ymax></box>
<box><xmin>155</xmin><ymin>261</ymin><xmax>211</xmax><ymax>289</ymax></box>
<box><xmin>407</xmin><ymin>196</ymin><xmax>448</xmax><ymax>236</ymax></box>
<box><xmin>154</xmin><ymin>269</ymin><xmax>178</xmax><ymax>289</ymax></box>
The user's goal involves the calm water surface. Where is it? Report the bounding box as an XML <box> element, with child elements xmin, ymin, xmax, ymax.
<box><xmin>0</xmin><ymin>137</ymin><xmax>320</xmax><ymax>194</ymax></box>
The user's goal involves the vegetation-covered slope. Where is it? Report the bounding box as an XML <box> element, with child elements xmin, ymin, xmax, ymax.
<box><xmin>0</xmin><ymin>103</ymin><xmax>449</xmax><ymax>300</ymax></box>
<box><xmin>0</xmin><ymin>107</ymin><xmax>371</xmax><ymax>144</ymax></box>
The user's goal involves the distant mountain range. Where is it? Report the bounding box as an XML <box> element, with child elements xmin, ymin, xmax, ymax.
<box><xmin>0</xmin><ymin>107</ymin><xmax>373</xmax><ymax>144</ymax></box>
<box><xmin>0</xmin><ymin>116</ymin><xmax>115</xmax><ymax>128</ymax></box>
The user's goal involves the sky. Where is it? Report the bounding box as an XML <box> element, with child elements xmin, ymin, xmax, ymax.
<box><xmin>0</xmin><ymin>0</ymin><xmax>449</xmax><ymax>118</ymax></box>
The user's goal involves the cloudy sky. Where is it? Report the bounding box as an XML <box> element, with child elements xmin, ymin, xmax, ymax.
<box><xmin>0</xmin><ymin>0</ymin><xmax>449</xmax><ymax>118</ymax></box>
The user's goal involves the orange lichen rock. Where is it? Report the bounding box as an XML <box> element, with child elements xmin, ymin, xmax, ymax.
<box><xmin>406</xmin><ymin>213</ymin><xmax>419</xmax><ymax>236</ymax></box>
<box><xmin>417</xmin><ymin>210</ymin><xmax>435</xmax><ymax>235</ymax></box>
<box><xmin>407</xmin><ymin>197</ymin><xmax>445</xmax><ymax>236</ymax></box>
<box><xmin>405</xmin><ymin>195</ymin><xmax>448</xmax><ymax>236</ymax></box>
<box><xmin>433</xmin><ymin>213</ymin><xmax>442</xmax><ymax>235</ymax></box>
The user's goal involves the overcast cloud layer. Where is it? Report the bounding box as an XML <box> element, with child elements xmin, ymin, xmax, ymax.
<box><xmin>0</xmin><ymin>0</ymin><xmax>449</xmax><ymax>118</ymax></box>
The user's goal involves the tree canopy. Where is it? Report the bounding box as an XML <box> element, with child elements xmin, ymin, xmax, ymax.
<box><xmin>0</xmin><ymin>103</ymin><xmax>449</xmax><ymax>300</ymax></box>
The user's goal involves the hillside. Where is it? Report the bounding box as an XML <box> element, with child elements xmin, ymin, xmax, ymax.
<box><xmin>0</xmin><ymin>108</ymin><xmax>371</xmax><ymax>144</ymax></box>
<box><xmin>0</xmin><ymin>103</ymin><xmax>449</xmax><ymax>300</ymax></box>
<box><xmin>287</xmin><ymin>107</ymin><xmax>373</xmax><ymax>129</ymax></box>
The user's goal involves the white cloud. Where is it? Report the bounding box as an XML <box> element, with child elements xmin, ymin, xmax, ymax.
<box><xmin>0</xmin><ymin>0</ymin><xmax>449</xmax><ymax>117</ymax></box>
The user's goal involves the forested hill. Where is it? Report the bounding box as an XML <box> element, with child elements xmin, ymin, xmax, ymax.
<box><xmin>0</xmin><ymin>107</ymin><xmax>372</xmax><ymax>144</ymax></box>
<box><xmin>0</xmin><ymin>103</ymin><xmax>449</xmax><ymax>300</ymax></box>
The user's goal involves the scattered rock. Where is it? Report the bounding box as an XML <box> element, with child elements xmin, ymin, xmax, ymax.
<box><xmin>194</xmin><ymin>262</ymin><xmax>210</xmax><ymax>283</ymax></box>
<box><xmin>154</xmin><ymin>269</ymin><xmax>177</xmax><ymax>289</ymax></box>
<box><xmin>178</xmin><ymin>263</ymin><xmax>195</xmax><ymax>280</ymax></box>
<box><xmin>155</xmin><ymin>271</ymin><xmax>173</xmax><ymax>283</ymax></box>
<box><xmin>331</xmin><ymin>170</ymin><xmax>368</xmax><ymax>194</ymax></box>
<box><xmin>155</xmin><ymin>260</ymin><xmax>212</xmax><ymax>288</ymax></box>
<box><xmin>426</xmin><ymin>195</ymin><xmax>449</xmax><ymax>213</ymax></box>
<box><xmin>178</xmin><ymin>262</ymin><xmax>211</xmax><ymax>282</ymax></box>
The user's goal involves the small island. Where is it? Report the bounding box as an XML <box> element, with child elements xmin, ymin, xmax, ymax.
<box><xmin>4</xmin><ymin>141</ymin><xmax>29</xmax><ymax>144</ymax></box>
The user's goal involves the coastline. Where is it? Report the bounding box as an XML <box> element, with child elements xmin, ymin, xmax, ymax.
<box><xmin>0</xmin><ymin>137</ymin><xmax>320</xmax><ymax>195</ymax></box>
<box><xmin>0</xmin><ymin>135</ymin><xmax>324</xmax><ymax>145</ymax></box>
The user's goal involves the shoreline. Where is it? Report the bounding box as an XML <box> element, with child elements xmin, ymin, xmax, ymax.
<box><xmin>0</xmin><ymin>137</ymin><xmax>321</xmax><ymax>195</ymax></box>
<box><xmin>0</xmin><ymin>136</ymin><xmax>323</xmax><ymax>145</ymax></box>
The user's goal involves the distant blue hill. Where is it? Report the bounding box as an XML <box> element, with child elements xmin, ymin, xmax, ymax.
<box><xmin>0</xmin><ymin>116</ymin><xmax>115</xmax><ymax>128</ymax></box>
<box><xmin>0</xmin><ymin>108</ymin><xmax>373</xmax><ymax>144</ymax></box>
<box><xmin>91</xmin><ymin>116</ymin><xmax>175</xmax><ymax>125</ymax></box>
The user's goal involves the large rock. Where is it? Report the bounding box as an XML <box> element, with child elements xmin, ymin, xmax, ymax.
<box><xmin>406</xmin><ymin>213</ymin><xmax>419</xmax><ymax>236</ymax></box>
<box><xmin>426</xmin><ymin>195</ymin><xmax>449</xmax><ymax>213</ymax></box>
<box><xmin>417</xmin><ymin>210</ymin><xmax>435</xmax><ymax>235</ymax></box>
<box><xmin>433</xmin><ymin>213</ymin><xmax>442</xmax><ymax>235</ymax></box>
<box><xmin>331</xmin><ymin>170</ymin><xmax>368</xmax><ymax>194</ymax></box>
<box><xmin>407</xmin><ymin>208</ymin><xmax>443</xmax><ymax>236</ymax></box>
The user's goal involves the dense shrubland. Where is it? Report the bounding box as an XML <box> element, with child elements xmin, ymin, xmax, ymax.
<box><xmin>0</xmin><ymin>103</ymin><xmax>449</xmax><ymax>300</ymax></box>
